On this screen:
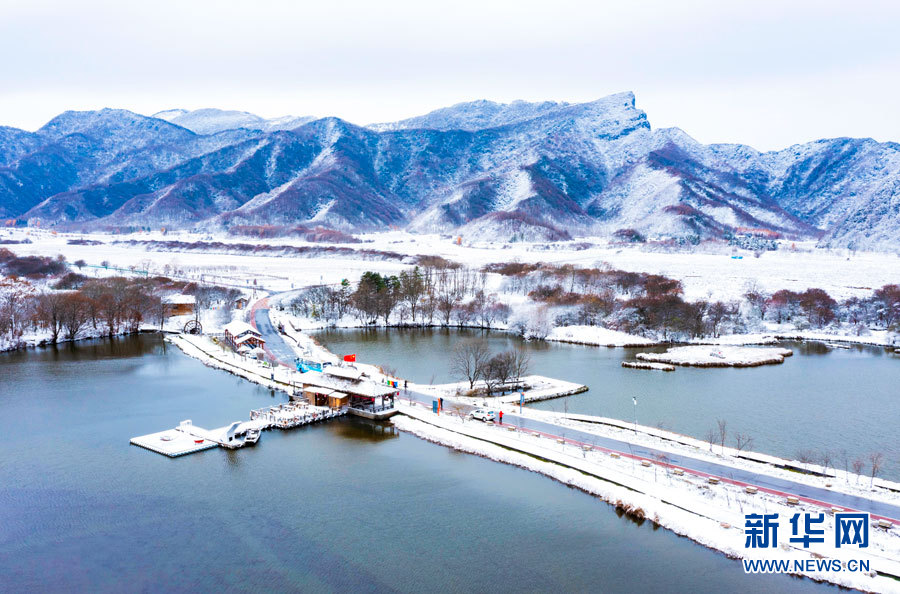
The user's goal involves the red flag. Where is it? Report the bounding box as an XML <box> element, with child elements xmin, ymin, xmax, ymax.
<box><xmin>344</xmin><ymin>354</ymin><xmax>356</xmax><ymax>362</ymax></box>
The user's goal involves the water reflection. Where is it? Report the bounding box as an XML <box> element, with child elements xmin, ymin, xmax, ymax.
<box><xmin>330</xmin><ymin>417</ymin><xmax>400</xmax><ymax>442</ymax></box>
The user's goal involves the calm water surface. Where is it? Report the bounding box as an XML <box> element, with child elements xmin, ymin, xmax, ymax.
<box><xmin>314</xmin><ymin>328</ymin><xmax>900</xmax><ymax>480</ymax></box>
<box><xmin>1</xmin><ymin>334</ymin><xmax>838</xmax><ymax>592</ymax></box>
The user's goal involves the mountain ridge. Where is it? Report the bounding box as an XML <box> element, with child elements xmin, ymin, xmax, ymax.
<box><xmin>1</xmin><ymin>95</ymin><xmax>898</xmax><ymax>251</ymax></box>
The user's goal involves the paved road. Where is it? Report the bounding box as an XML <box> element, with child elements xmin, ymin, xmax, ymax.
<box><xmin>249</xmin><ymin>298</ymin><xmax>900</xmax><ymax>523</ymax></box>
<box><xmin>400</xmin><ymin>392</ymin><xmax>900</xmax><ymax>523</ymax></box>
<box><xmin>250</xmin><ymin>298</ymin><xmax>297</xmax><ymax>365</ymax></box>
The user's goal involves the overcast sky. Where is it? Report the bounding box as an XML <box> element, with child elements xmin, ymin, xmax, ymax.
<box><xmin>1</xmin><ymin>0</ymin><xmax>898</xmax><ymax>151</ymax></box>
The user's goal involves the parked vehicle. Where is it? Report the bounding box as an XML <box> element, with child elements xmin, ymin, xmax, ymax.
<box><xmin>470</xmin><ymin>409</ymin><xmax>496</xmax><ymax>422</ymax></box>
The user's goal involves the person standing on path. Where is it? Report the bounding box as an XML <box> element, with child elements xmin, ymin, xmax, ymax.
<box><xmin>499</xmin><ymin>410</ymin><xmax>503</xmax><ymax>424</ymax></box>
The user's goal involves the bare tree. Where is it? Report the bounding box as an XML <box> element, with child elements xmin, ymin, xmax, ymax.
<box><xmin>716</xmin><ymin>419</ymin><xmax>728</xmax><ymax>454</ymax></box>
<box><xmin>511</xmin><ymin>348</ymin><xmax>531</xmax><ymax>388</ymax></box>
<box><xmin>704</xmin><ymin>428</ymin><xmax>718</xmax><ymax>452</ymax></box>
<box><xmin>398</xmin><ymin>267</ymin><xmax>425</xmax><ymax>323</ymax></box>
<box><xmin>839</xmin><ymin>449</ymin><xmax>850</xmax><ymax>484</ymax></box>
<box><xmin>451</xmin><ymin>339</ymin><xmax>491</xmax><ymax>390</ymax></box>
<box><xmin>484</xmin><ymin>351</ymin><xmax>515</xmax><ymax>395</ymax></box>
<box><xmin>0</xmin><ymin>280</ymin><xmax>34</xmax><ymax>343</ymax></box>
<box><xmin>525</xmin><ymin>306</ymin><xmax>552</xmax><ymax>339</ymax></box>
<box><xmin>97</xmin><ymin>278</ymin><xmax>129</xmax><ymax>336</ymax></box>
<box><xmin>869</xmin><ymin>452</ymin><xmax>884</xmax><ymax>488</ymax></box>
<box><xmin>451</xmin><ymin>403</ymin><xmax>468</xmax><ymax>422</ymax></box>
<box><xmin>655</xmin><ymin>452</ymin><xmax>671</xmax><ymax>481</ymax></box>
<box><xmin>734</xmin><ymin>432</ymin><xmax>754</xmax><ymax>453</ymax></box>
<box><xmin>35</xmin><ymin>292</ymin><xmax>66</xmax><ymax>343</ymax></box>
<box><xmin>60</xmin><ymin>292</ymin><xmax>92</xmax><ymax>340</ymax></box>
<box><xmin>820</xmin><ymin>451</ymin><xmax>834</xmax><ymax>476</ymax></box>
<box><xmin>852</xmin><ymin>458</ymin><xmax>864</xmax><ymax>484</ymax></box>
<box><xmin>796</xmin><ymin>450</ymin><xmax>815</xmax><ymax>472</ymax></box>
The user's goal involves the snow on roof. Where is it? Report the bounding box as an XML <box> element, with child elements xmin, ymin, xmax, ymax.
<box><xmin>163</xmin><ymin>294</ymin><xmax>196</xmax><ymax>305</ymax></box>
<box><xmin>299</xmin><ymin>373</ymin><xmax>396</xmax><ymax>398</ymax></box>
<box><xmin>223</xmin><ymin>320</ymin><xmax>260</xmax><ymax>337</ymax></box>
<box><xmin>302</xmin><ymin>386</ymin><xmax>335</xmax><ymax>396</ymax></box>
<box><xmin>324</xmin><ymin>365</ymin><xmax>363</xmax><ymax>381</ymax></box>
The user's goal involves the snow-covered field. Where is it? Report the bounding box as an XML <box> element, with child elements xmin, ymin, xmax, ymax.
<box><xmin>5</xmin><ymin>228</ymin><xmax>899</xmax><ymax>301</ymax></box>
<box><xmin>547</xmin><ymin>325</ymin><xmax>657</xmax><ymax>347</ymax></box>
<box><xmin>3</xmin><ymin>227</ymin><xmax>898</xmax><ymax>353</ymax></box>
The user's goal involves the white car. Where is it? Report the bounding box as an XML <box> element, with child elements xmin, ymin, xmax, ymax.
<box><xmin>470</xmin><ymin>409</ymin><xmax>496</xmax><ymax>422</ymax></box>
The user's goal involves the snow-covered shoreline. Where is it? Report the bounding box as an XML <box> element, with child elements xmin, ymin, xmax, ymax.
<box><xmin>0</xmin><ymin>326</ymin><xmax>173</xmax><ymax>354</ymax></box>
<box><xmin>392</xmin><ymin>407</ymin><xmax>900</xmax><ymax>593</ymax></box>
<box><xmin>635</xmin><ymin>345</ymin><xmax>793</xmax><ymax>367</ymax></box>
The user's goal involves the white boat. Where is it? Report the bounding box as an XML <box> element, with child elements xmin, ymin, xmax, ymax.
<box><xmin>221</xmin><ymin>421</ymin><xmax>261</xmax><ymax>448</ymax></box>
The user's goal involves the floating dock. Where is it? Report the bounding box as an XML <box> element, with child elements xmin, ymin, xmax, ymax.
<box><xmin>622</xmin><ymin>361</ymin><xmax>675</xmax><ymax>372</ymax></box>
<box><xmin>131</xmin><ymin>402</ymin><xmax>351</xmax><ymax>458</ymax></box>
<box><xmin>130</xmin><ymin>428</ymin><xmax>218</xmax><ymax>457</ymax></box>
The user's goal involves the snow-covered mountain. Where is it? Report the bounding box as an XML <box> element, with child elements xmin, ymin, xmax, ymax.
<box><xmin>2</xmin><ymin>94</ymin><xmax>899</xmax><ymax>250</ymax></box>
<box><xmin>152</xmin><ymin>108</ymin><xmax>315</xmax><ymax>135</ymax></box>
<box><xmin>368</xmin><ymin>99</ymin><xmax>569</xmax><ymax>132</ymax></box>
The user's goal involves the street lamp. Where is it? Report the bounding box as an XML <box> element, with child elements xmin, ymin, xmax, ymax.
<box><xmin>632</xmin><ymin>396</ymin><xmax>637</xmax><ymax>433</ymax></box>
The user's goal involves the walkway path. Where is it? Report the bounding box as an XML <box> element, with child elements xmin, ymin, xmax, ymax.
<box><xmin>249</xmin><ymin>297</ymin><xmax>296</xmax><ymax>365</ymax></box>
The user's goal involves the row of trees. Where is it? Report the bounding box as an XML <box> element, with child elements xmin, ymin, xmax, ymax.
<box><xmin>1</xmin><ymin>277</ymin><xmax>166</xmax><ymax>345</ymax></box>
<box><xmin>527</xmin><ymin>269</ymin><xmax>743</xmax><ymax>339</ymax></box>
<box><xmin>287</xmin><ymin>258</ymin><xmax>898</xmax><ymax>341</ymax></box>
<box><xmin>289</xmin><ymin>265</ymin><xmax>512</xmax><ymax>329</ymax></box>
<box><xmin>491</xmin><ymin>261</ymin><xmax>899</xmax><ymax>340</ymax></box>
<box><xmin>0</xmin><ymin>248</ymin><xmax>68</xmax><ymax>278</ymax></box>
<box><xmin>704</xmin><ymin>419</ymin><xmax>885</xmax><ymax>487</ymax></box>
<box><xmin>753</xmin><ymin>284</ymin><xmax>900</xmax><ymax>331</ymax></box>
<box><xmin>1</xmin><ymin>269</ymin><xmax>243</xmax><ymax>347</ymax></box>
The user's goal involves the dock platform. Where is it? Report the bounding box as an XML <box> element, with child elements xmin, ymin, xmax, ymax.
<box><xmin>130</xmin><ymin>429</ymin><xmax>218</xmax><ymax>457</ymax></box>
<box><xmin>348</xmin><ymin>406</ymin><xmax>398</xmax><ymax>420</ymax></box>
<box><xmin>131</xmin><ymin>402</ymin><xmax>349</xmax><ymax>458</ymax></box>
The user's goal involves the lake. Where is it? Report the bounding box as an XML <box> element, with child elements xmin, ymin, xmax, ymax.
<box><xmin>313</xmin><ymin>327</ymin><xmax>900</xmax><ymax>481</ymax></box>
<box><xmin>0</xmin><ymin>333</ymin><xmax>838</xmax><ymax>592</ymax></box>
